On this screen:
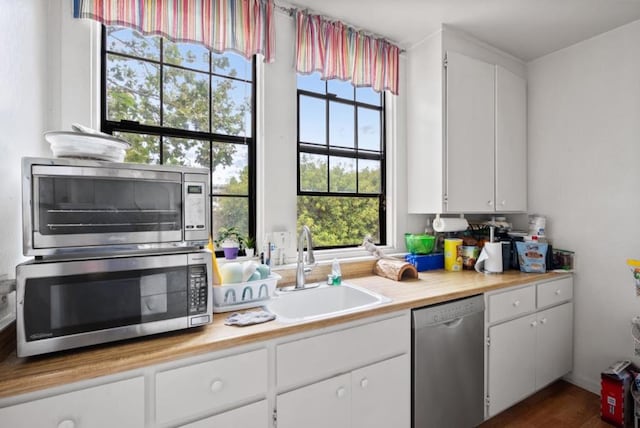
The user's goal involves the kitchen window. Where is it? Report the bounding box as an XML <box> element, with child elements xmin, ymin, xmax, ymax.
<box><xmin>101</xmin><ymin>26</ymin><xmax>256</xmax><ymax>248</ymax></box>
<box><xmin>297</xmin><ymin>74</ymin><xmax>386</xmax><ymax>248</ymax></box>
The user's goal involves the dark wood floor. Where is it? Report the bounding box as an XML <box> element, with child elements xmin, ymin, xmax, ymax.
<box><xmin>479</xmin><ymin>381</ymin><xmax>615</xmax><ymax>427</ymax></box>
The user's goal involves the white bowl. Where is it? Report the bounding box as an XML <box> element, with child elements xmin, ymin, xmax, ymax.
<box><xmin>45</xmin><ymin>131</ymin><xmax>130</xmax><ymax>162</ymax></box>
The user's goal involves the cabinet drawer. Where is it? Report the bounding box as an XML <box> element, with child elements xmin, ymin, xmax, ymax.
<box><xmin>488</xmin><ymin>285</ymin><xmax>535</xmax><ymax>324</ymax></box>
<box><xmin>156</xmin><ymin>348</ymin><xmax>267</xmax><ymax>425</ymax></box>
<box><xmin>277</xmin><ymin>314</ymin><xmax>410</xmax><ymax>390</ymax></box>
<box><xmin>537</xmin><ymin>276</ymin><xmax>573</xmax><ymax>309</ymax></box>
<box><xmin>180</xmin><ymin>400</ymin><xmax>268</xmax><ymax>428</ymax></box>
<box><xmin>0</xmin><ymin>377</ymin><xmax>144</xmax><ymax>428</ymax></box>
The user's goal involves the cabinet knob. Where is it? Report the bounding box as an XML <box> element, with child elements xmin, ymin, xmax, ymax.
<box><xmin>555</xmin><ymin>289</ymin><xmax>561</xmax><ymax>296</ymax></box>
<box><xmin>210</xmin><ymin>379</ymin><xmax>224</xmax><ymax>393</ymax></box>
<box><xmin>360</xmin><ymin>378</ymin><xmax>369</xmax><ymax>389</ymax></box>
<box><xmin>530</xmin><ymin>320</ymin><xmax>537</xmax><ymax>327</ymax></box>
<box><xmin>500</xmin><ymin>200</ymin><xmax>506</xmax><ymax>206</ymax></box>
<box><xmin>487</xmin><ymin>200</ymin><xmax>493</xmax><ymax>206</ymax></box>
<box><xmin>336</xmin><ymin>387</ymin><xmax>347</xmax><ymax>398</ymax></box>
<box><xmin>512</xmin><ymin>300</ymin><xmax>520</xmax><ymax>307</ymax></box>
<box><xmin>540</xmin><ymin>318</ymin><xmax>547</xmax><ymax>325</ymax></box>
<box><xmin>58</xmin><ymin>420</ymin><xmax>76</xmax><ymax>428</ymax></box>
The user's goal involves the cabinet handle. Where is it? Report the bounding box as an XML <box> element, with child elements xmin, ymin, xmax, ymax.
<box><xmin>530</xmin><ymin>320</ymin><xmax>537</xmax><ymax>327</ymax></box>
<box><xmin>336</xmin><ymin>387</ymin><xmax>347</xmax><ymax>398</ymax></box>
<box><xmin>360</xmin><ymin>378</ymin><xmax>369</xmax><ymax>389</ymax></box>
<box><xmin>512</xmin><ymin>300</ymin><xmax>520</xmax><ymax>307</ymax></box>
<box><xmin>487</xmin><ymin>200</ymin><xmax>493</xmax><ymax>206</ymax></box>
<box><xmin>57</xmin><ymin>420</ymin><xmax>76</xmax><ymax>428</ymax></box>
<box><xmin>540</xmin><ymin>318</ymin><xmax>547</xmax><ymax>325</ymax></box>
<box><xmin>555</xmin><ymin>289</ymin><xmax>561</xmax><ymax>296</ymax></box>
<box><xmin>210</xmin><ymin>379</ymin><xmax>224</xmax><ymax>393</ymax></box>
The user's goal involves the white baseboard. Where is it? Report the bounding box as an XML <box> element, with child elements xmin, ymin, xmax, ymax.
<box><xmin>563</xmin><ymin>372</ymin><xmax>600</xmax><ymax>395</ymax></box>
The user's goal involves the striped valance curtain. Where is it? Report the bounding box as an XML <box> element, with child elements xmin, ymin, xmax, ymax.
<box><xmin>73</xmin><ymin>0</ymin><xmax>275</xmax><ymax>62</ymax></box>
<box><xmin>295</xmin><ymin>10</ymin><xmax>400</xmax><ymax>95</ymax></box>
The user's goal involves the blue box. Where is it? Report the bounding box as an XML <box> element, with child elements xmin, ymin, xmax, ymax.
<box><xmin>405</xmin><ymin>253</ymin><xmax>444</xmax><ymax>272</ymax></box>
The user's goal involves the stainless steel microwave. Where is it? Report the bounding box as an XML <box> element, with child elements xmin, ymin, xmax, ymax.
<box><xmin>22</xmin><ymin>157</ymin><xmax>210</xmax><ymax>257</ymax></box>
<box><xmin>16</xmin><ymin>250</ymin><xmax>213</xmax><ymax>357</ymax></box>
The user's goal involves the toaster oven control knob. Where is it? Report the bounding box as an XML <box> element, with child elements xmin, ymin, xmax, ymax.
<box><xmin>58</xmin><ymin>420</ymin><xmax>75</xmax><ymax>428</ymax></box>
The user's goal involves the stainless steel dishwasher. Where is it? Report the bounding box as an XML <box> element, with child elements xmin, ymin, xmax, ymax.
<box><xmin>412</xmin><ymin>294</ymin><xmax>485</xmax><ymax>428</ymax></box>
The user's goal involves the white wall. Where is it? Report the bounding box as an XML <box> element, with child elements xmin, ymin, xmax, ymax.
<box><xmin>528</xmin><ymin>20</ymin><xmax>640</xmax><ymax>393</ymax></box>
<box><xmin>0</xmin><ymin>1</ymin><xmax>51</xmax><ymax>277</ymax></box>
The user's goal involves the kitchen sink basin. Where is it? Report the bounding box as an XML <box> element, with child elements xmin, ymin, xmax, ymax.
<box><xmin>264</xmin><ymin>283</ymin><xmax>392</xmax><ymax>323</ymax></box>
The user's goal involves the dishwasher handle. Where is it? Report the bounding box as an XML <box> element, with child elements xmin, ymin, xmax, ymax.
<box><xmin>442</xmin><ymin>318</ymin><xmax>464</xmax><ymax>328</ymax></box>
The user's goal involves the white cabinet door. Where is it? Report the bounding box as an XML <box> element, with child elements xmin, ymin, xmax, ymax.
<box><xmin>180</xmin><ymin>400</ymin><xmax>268</xmax><ymax>428</ymax></box>
<box><xmin>351</xmin><ymin>355</ymin><xmax>410</xmax><ymax>428</ymax></box>
<box><xmin>0</xmin><ymin>377</ymin><xmax>144</xmax><ymax>428</ymax></box>
<box><xmin>445</xmin><ymin>51</ymin><xmax>496</xmax><ymax>213</ymax></box>
<box><xmin>495</xmin><ymin>65</ymin><xmax>527</xmax><ymax>212</ymax></box>
<box><xmin>487</xmin><ymin>314</ymin><xmax>537</xmax><ymax>417</ymax></box>
<box><xmin>535</xmin><ymin>303</ymin><xmax>573</xmax><ymax>389</ymax></box>
<box><xmin>277</xmin><ymin>374</ymin><xmax>351</xmax><ymax>428</ymax></box>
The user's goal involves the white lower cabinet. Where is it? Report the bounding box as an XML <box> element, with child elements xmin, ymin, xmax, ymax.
<box><xmin>180</xmin><ymin>400</ymin><xmax>268</xmax><ymax>428</ymax></box>
<box><xmin>276</xmin><ymin>312</ymin><xmax>411</xmax><ymax>428</ymax></box>
<box><xmin>0</xmin><ymin>377</ymin><xmax>144</xmax><ymax>428</ymax></box>
<box><xmin>277</xmin><ymin>373</ymin><xmax>351</xmax><ymax>428</ymax></box>
<box><xmin>277</xmin><ymin>355</ymin><xmax>410</xmax><ymax>428</ymax></box>
<box><xmin>351</xmin><ymin>354</ymin><xmax>410</xmax><ymax>428</ymax></box>
<box><xmin>486</xmin><ymin>276</ymin><xmax>573</xmax><ymax>418</ymax></box>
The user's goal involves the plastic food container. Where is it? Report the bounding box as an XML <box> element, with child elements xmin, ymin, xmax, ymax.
<box><xmin>212</xmin><ymin>273</ymin><xmax>280</xmax><ymax>313</ymax></box>
<box><xmin>405</xmin><ymin>233</ymin><xmax>436</xmax><ymax>254</ymax></box>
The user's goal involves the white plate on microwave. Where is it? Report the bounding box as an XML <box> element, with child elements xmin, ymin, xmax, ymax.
<box><xmin>45</xmin><ymin>131</ymin><xmax>130</xmax><ymax>162</ymax></box>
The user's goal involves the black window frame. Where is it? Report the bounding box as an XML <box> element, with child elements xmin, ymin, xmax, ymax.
<box><xmin>296</xmin><ymin>80</ymin><xmax>387</xmax><ymax>249</ymax></box>
<box><xmin>100</xmin><ymin>25</ymin><xmax>257</xmax><ymax>256</ymax></box>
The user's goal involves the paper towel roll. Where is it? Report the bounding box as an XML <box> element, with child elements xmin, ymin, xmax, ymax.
<box><xmin>474</xmin><ymin>242</ymin><xmax>503</xmax><ymax>273</ymax></box>
<box><xmin>432</xmin><ymin>217</ymin><xmax>469</xmax><ymax>232</ymax></box>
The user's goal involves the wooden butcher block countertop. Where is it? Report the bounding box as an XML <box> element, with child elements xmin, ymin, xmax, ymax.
<box><xmin>0</xmin><ymin>268</ymin><xmax>568</xmax><ymax>400</ymax></box>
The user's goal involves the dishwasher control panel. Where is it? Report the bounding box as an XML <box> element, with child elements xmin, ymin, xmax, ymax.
<box><xmin>413</xmin><ymin>294</ymin><xmax>485</xmax><ymax>327</ymax></box>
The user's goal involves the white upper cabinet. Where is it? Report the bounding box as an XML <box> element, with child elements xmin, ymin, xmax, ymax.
<box><xmin>445</xmin><ymin>51</ymin><xmax>496</xmax><ymax>212</ymax></box>
<box><xmin>495</xmin><ymin>65</ymin><xmax>527</xmax><ymax>212</ymax></box>
<box><xmin>407</xmin><ymin>28</ymin><xmax>527</xmax><ymax>214</ymax></box>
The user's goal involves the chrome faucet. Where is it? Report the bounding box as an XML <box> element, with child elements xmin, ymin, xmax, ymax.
<box><xmin>295</xmin><ymin>225</ymin><xmax>316</xmax><ymax>289</ymax></box>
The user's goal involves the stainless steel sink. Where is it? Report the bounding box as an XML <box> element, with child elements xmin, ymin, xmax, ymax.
<box><xmin>264</xmin><ymin>283</ymin><xmax>391</xmax><ymax>323</ymax></box>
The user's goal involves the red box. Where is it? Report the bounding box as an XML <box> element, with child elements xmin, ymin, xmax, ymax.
<box><xmin>601</xmin><ymin>370</ymin><xmax>632</xmax><ymax>427</ymax></box>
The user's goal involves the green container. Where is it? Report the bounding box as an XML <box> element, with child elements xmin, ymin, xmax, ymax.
<box><xmin>405</xmin><ymin>233</ymin><xmax>436</xmax><ymax>255</ymax></box>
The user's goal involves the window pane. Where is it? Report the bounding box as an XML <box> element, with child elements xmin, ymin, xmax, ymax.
<box><xmin>328</xmin><ymin>80</ymin><xmax>354</xmax><ymax>100</ymax></box>
<box><xmin>357</xmin><ymin>107</ymin><xmax>381</xmax><ymax>151</ymax></box>
<box><xmin>212</xmin><ymin>76</ymin><xmax>252</xmax><ymax>137</ymax></box>
<box><xmin>299</xmin><ymin>96</ymin><xmax>326</xmax><ymax>145</ymax></box>
<box><xmin>164</xmin><ymin>40</ymin><xmax>210</xmax><ymax>72</ymax></box>
<box><xmin>106</xmin><ymin>27</ymin><xmax>160</xmax><ymax>61</ymax></box>
<box><xmin>330</xmin><ymin>157</ymin><xmax>356</xmax><ymax>193</ymax></box>
<box><xmin>106</xmin><ymin>54</ymin><xmax>160</xmax><ymax>125</ymax></box>
<box><xmin>358</xmin><ymin>160</ymin><xmax>381</xmax><ymax>193</ymax></box>
<box><xmin>300</xmin><ymin>153</ymin><xmax>328</xmax><ymax>192</ymax></box>
<box><xmin>114</xmin><ymin>132</ymin><xmax>160</xmax><ymax>165</ymax></box>
<box><xmin>213</xmin><ymin>52</ymin><xmax>252</xmax><ymax>81</ymax></box>
<box><xmin>211</xmin><ymin>142</ymin><xmax>248</xmax><ymax>195</ymax></box>
<box><xmin>163</xmin><ymin>66</ymin><xmax>210</xmax><ymax>131</ymax></box>
<box><xmin>162</xmin><ymin>137</ymin><xmax>209</xmax><ymax>168</ymax></box>
<box><xmin>297</xmin><ymin>72</ymin><xmax>326</xmax><ymax>94</ymax></box>
<box><xmin>329</xmin><ymin>102</ymin><xmax>354</xmax><ymax>148</ymax></box>
<box><xmin>212</xmin><ymin>196</ymin><xmax>248</xmax><ymax>239</ymax></box>
<box><xmin>297</xmin><ymin>196</ymin><xmax>380</xmax><ymax>246</ymax></box>
<box><xmin>356</xmin><ymin>86</ymin><xmax>382</xmax><ymax>106</ymax></box>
